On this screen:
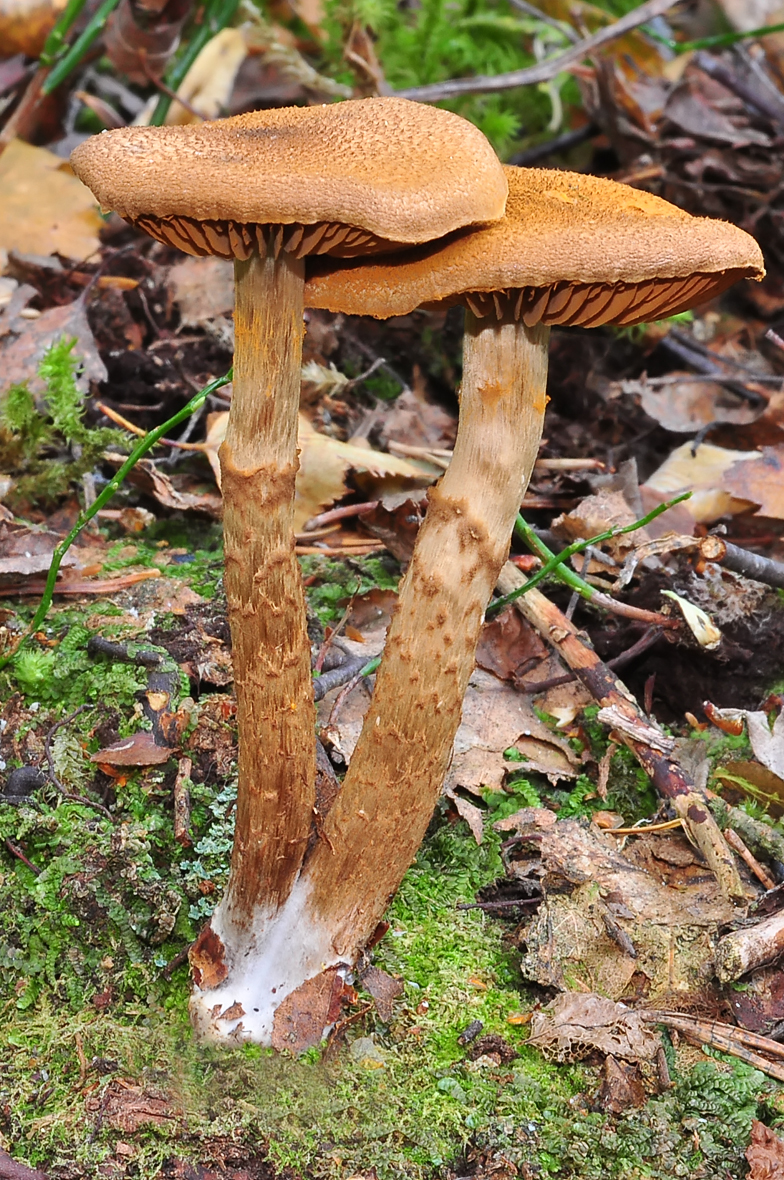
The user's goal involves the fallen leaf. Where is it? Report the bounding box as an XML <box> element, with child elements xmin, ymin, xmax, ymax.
<box><xmin>0</xmin><ymin>139</ymin><xmax>103</xmax><ymax>261</ymax></box>
<box><xmin>0</xmin><ymin>521</ymin><xmax>78</xmax><ymax>581</ymax></box>
<box><xmin>0</xmin><ymin>298</ymin><xmax>107</xmax><ymax>396</ymax></box>
<box><xmin>506</xmin><ymin>809</ymin><xmax>736</xmax><ymax>1000</ymax></box>
<box><xmin>167</xmin><ymin>256</ymin><xmax>234</xmax><ymax>327</ymax></box>
<box><xmin>271</xmin><ymin>968</ymin><xmax>346</xmax><ymax>1053</ymax></box>
<box><xmin>635</xmin><ymin>374</ymin><xmax>765</xmax><ymax>433</ymax></box>
<box><xmin>198</xmin><ymin>412</ymin><xmax>438</xmax><ymax>531</ymax></box>
<box><xmin>106</xmin><ymin>454</ymin><xmax>223</xmax><ymax>518</ymax></box>
<box><xmin>378</xmin><ymin>374</ymin><xmax>457</xmax><ymax>452</ymax></box>
<box><xmin>528</xmin><ymin>993</ymin><xmax>661</xmax><ymax>1064</ymax></box>
<box><xmin>0</xmin><ymin>0</ymin><xmax>67</xmax><ymax>55</ymax></box>
<box><xmin>444</xmin><ymin>787</ymin><xmax>485</xmax><ymax>845</ymax></box>
<box><xmin>166</xmin><ymin>28</ymin><xmax>248</xmax><ymax>124</ymax></box>
<box><xmin>91</xmin><ymin>731</ymin><xmax>176</xmax><ymax>767</ymax></box>
<box><xmin>665</xmin><ymin>83</ymin><xmax>771</xmax><ymax>147</ymax></box>
<box><xmin>592</xmin><ymin>1055</ymin><xmax>647</xmax><ymax>1114</ymax></box>
<box><xmin>642</xmin><ymin>442</ymin><xmax>760</xmax><ymax>523</ymax></box>
<box><xmin>476</xmin><ymin>606</ymin><xmax>548</xmax><ymax>685</ymax></box>
<box><xmin>722</xmin><ymin>446</ymin><xmax>784</xmax><ymax>519</ymax></box>
<box><xmin>361</xmin><ymin>966</ymin><xmax>403</xmax><ymax>1022</ymax></box>
<box><xmin>747</xmin><ymin>1119</ymin><xmax>784</xmax><ymax>1180</ymax></box>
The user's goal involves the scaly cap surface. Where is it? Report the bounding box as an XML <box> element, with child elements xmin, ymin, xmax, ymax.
<box><xmin>304</xmin><ymin>166</ymin><xmax>765</xmax><ymax>326</ymax></box>
<box><xmin>70</xmin><ymin>98</ymin><xmax>508</xmax><ymax>250</ymax></box>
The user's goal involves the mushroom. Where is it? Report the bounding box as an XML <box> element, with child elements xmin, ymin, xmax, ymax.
<box><xmin>70</xmin><ymin>99</ymin><xmax>508</xmax><ymax>1043</ymax></box>
<box><xmin>294</xmin><ymin>166</ymin><xmax>765</xmax><ymax>960</ymax></box>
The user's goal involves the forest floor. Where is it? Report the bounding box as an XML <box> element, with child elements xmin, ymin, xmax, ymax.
<box><xmin>6</xmin><ymin>0</ymin><xmax>784</xmax><ymax>1177</ymax></box>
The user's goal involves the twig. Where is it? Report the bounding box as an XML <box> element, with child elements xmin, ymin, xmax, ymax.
<box><xmin>497</xmin><ymin>563</ymin><xmax>744</xmax><ymax>901</ymax></box>
<box><xmin>4</xmin><ymin>839</ymin><xmax>40</xmax><ymax>876</ymax></box>
<box><xmin>0</xmin><ymin>1149</ymin><xmax>50</xmax><ymax>1180</ymax></box>
<box><xmin>724</xmin><ymin>827</ymin><xmax>777</xmax><ymax>891</ymax></box>
<box><xmin>715</xmin><ymin>908</ymin><xmax>784</xmax><ymax>983</ymax></box>
<box><xmin>303</xmin><ymin>502</ymin><xmax>380</xmax><ymax>531</ymax></box>
<box><xmin>313</xmin><ymin>656</ymin><xmax>370</xmax><ymax>702</ymax></box>
<box><xmin>0</xmin><ymin>370</ymin><xmax>232</xmax><ymax>670</ymax></box>
<box><xmin>173</xmin><ymin>756</ymin><xmax>192</xmax><ymax>847</ymax></box>
<box><xmin>456</xmin><ymin>897</ymin><xmax>540</xmax><ymax>911</ymax></box>
<box><xmin>161</xmin><ymin>941</ymin><xmax>193</xmax><ymax>979</ymax></box>
<box><xmin>44</xmin><ymin>704</ymin><xmax>113</xmax><ymax>820</ymax></box>
<box><xmin>699</xmin><ymin>535</ymin><xmax>784</xmax><ymax>591</ymax></box>
<box><xmin>394</xmin><ymin>0</ymin><xmax>681</xmax><ymax>102</ymax></box>
<box><xmin>327</xmin><ymin>656</ymin><xmax>381</xmax><ymax>727</ymax></box>
<box><xmin>644</xmin><ymin>1012</ymin><xmax>784</xmax><ymax>1083</ymax></box>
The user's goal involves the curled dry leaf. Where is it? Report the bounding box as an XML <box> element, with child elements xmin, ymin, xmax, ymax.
<box><xmin>0</xmin><ymin>298</ymin><xmax>107</xmax><ymax>397</ymax></box>
<box><xmin>642</xmin><ymin>441</ymin><xmax>760</xmax><ymax>523</ymax></box>
<box><xmin>91</xmin><ymin>731</ymin><xmax>176</xmax><ymax>767</ymax></box>
<box><xmin>0</xmin><ymin>139</ymin><xmax>103</xmax><ymax>261</ymax></box>
<box><xmin>722</xmin><ymin>445</ymin><xmax>784</xmax><ymax>520</ymax></box>
<box><xmin>528</xmin><ymin>992</ymin><xmax>661</xmax><ymax>1064</ymax></box>
<box><xmin>747</xmin><ymin>1120</ymin><xmax>784</xmax><ymax>1180</ymax></box>
<box><xmin>552</xmin><ymin>488</ymin><xmax>648</xmax><ymax>574</ymax></box>
<box><xmin>197</xmin><ymin>412</ymin><xmax>438</xmax><ymax>531</ymax></box>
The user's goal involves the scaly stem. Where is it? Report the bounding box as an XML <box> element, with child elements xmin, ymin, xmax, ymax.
<box><xmin>303</xmin><ymin>313</ymin><xmax>550</xmax><ymax>957</ymax></box>
<box><xmin>218</xmin><ymin>251</ymin><xmax>315</xmax><ymax>932</ymax></box>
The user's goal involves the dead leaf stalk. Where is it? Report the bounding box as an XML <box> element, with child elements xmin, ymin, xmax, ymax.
<box><xmin>644</xmin><ymin>1011</ymin><xmax>784</xmax><ymax>1083</ymax></box>
<box><xmin>497</xmin><ymin>563</ymin><xmax>744</xmax><ymax>901</ymax></box>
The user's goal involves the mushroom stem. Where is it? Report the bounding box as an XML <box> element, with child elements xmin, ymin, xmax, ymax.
<box><xmin>188</xmin><ymin>311</ymin><xmax>550</xmax><ymax>1044</ymax></box>
<box><xmin>302</xmin><ymin>312</ymin><xmax>550</xmax><ymax>955</ymax></box>
<box><xmin>218</xmin><ymin>250</ymin><xmax>316</xmax><ymax>930</ymax></box>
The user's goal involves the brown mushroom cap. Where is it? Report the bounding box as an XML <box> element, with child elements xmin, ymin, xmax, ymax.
<box><xmin>304</xmin><ymin>166</ymin><xmax>766</xmax><ymax>326</ymax></box>
<box><xmin>69</xmin><ymin>98</ymin><xmax>508</xmax><ymax>261</ymax></box>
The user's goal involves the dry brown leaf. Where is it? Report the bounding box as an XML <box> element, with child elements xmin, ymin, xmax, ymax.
<box><xmin>552</xmin><ymin>488</ymin><xmax>647</xmax><ymax>573</ymax></box>
<box><xmin>747</xmin><ymin>1119</ymin><xmax>784</xmax><ymax>1180</ymax></box>
<box><xmin>722</xmin><ymin>446</ymin><xmax>784</xmax><ymax>519</ymax></box>
<box><xmin>637</xmin><ymin>375</ymin><xmax>764</xmax><ymax>433</ymax></box>
<box><xmin>198</xmin><ymin>412</ymin><xmax>437</xmax><ymax>530</ymax></box>
<box><xmin>506</xmin><ymin>809</ymin><xmax>736</xmax><ymax>1001</ymax></box>
<box><xmin>163</xmin><ymin>28</ymin><xmax>248</xmax><ymax>125</ymax></box>
<box><xmin>642</xmin><ymin>442</ymin><xmax>760</xmax><ymax>523</ymax></box>
<box><xmin>167</xmin><ymin>255</ymin><xmax>234</xmax><ymax>327</ymax></box>
<box><xmin>108</xmin><ymin>455</ymin><xmax>223</xmax><ymax>518</ymax></box>
<box><xmin>378</xmin><ymin>380</ymin><xmax>457</xmax><ymax>452</ymax></box>
<box><xmin>91</xmin><ymin>731</ymin><xmax>176</xmax><ymax>767</ymax></box>
<box><xmin>444</xmin><ymin>786</ymin><xmax>485</xmax><ymax>845</ymax></box>
<box><xmin>0</xmin><ymin>299</ymin><xmax>107</xmax><ymax>396</ymax></box>
<box><xmin>361</xmin><ymin>966</ymin><xmax>403</xmax><ymax>1022</ymax></box>
<box><xmin>476</xmin><ymin>606</ymin><xmax>548</xmax><ymax>685</ymax></box>
<box><xmin>271</xmin><ymin>968</ymin><xmax>346</xmax><ymax>1053</ymax></box>
<box><xmin>529</xmin><ymin>993</ymin><xmax>661</xmax><ymax>1064</ymax></box>
<box><xmin>0</xmin><ymin>139</ymin><xmax>103</xmax><ymax>261</ymax></box>
<box><xmin>0</xmin><ymin>521</ymin><xmax>78</xmax><ymax>581</ymax></box>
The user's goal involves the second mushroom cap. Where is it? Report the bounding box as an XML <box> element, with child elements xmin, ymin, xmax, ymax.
<box><xmin>304</xmin><ymin>166</ymin><xmax>765</xmax><ymax>325</ymax></box>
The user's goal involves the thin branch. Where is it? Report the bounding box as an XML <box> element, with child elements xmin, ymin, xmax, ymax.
<box><xmin>394</xmin><ymin>0</ymin><xmax>681</xmax><ymax>103</ymax></box>
<box><xmin>506</xmin><ymin>0</ymin><xmax>579</xmax><ymax>43</ymax></box>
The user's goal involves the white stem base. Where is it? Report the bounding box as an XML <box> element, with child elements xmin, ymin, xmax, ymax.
<box><xmin>189</xmin><ymin>878</ymin><xmax>342</xmax><ymax>1045</ymax></box>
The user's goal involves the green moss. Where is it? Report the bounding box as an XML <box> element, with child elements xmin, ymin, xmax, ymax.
<box><xmin>0</xmin><ymin>337</ymin><xmax>126</xmax><ymax>508</ymax></box>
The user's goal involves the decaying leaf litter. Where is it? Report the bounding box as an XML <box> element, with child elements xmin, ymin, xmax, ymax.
<box><xmin>6</xmin><ymin>0</ymin><xmax>784</xmax><ymax>1176</ymax></box>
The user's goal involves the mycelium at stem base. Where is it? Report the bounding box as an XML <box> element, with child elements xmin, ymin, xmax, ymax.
<box><xmin>189</xmin><ymin>251</ymin><xmax>316</xmax><ymax>1002</ymax></box>
<box><xmin>189</xmin><ymin>311</ymin><xmax>551</xmax><ymax>1045</ymax></box>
